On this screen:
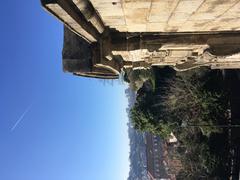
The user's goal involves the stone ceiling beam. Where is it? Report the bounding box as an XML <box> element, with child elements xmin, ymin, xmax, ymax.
<box><xmin>110</xmin><ymin>32</ymin><xmax>240</xmax><ymax>52</ymax></box>
<box><xmin>41</xmin><ymin>0</ymin><xmax>101</xmax><ymax>43</ymax></box>
<box><xmin>72</xmin><ymin>0</ymin><xmax>105</xmax><ymax>33</ymax></box>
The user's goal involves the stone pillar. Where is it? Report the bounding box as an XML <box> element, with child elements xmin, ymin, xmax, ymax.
<box><xmin>62</xmin><ymin>26</ymin><xmax>92</xmax><ymax>73</ymax></box>
<box><xmin>62</xmin><ymin>26</ymin><xmax>120</xmax><ymax>79</ymax></box>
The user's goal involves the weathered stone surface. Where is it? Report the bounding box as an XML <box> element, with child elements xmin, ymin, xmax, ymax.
<box><xmin>41</xmin><ymin>0</ymin><xmax>240</xmax><ymax>79</ymax></box>
<box><xmin>110</xmin><ymin>33</ymin><xmax>240</xmax><ymax>70</ymax></box>
<box><xmin>41</xmin><ymin>0</ymin><xmax>100</xmax><ymax>42</ymax></box>
<box><xmin>91</xmin><ymin>0</ymin><xmax>240</xmax><ymax>32</ymax></box>
<box><xmin>63</xmin><ymin>27</ymin><xmax>120</xmax><ymax>79</ymax></box>
<box><xmin>62</xmin><ymin>26</ymin><xmax>92</xmax><ymax>73</ymax></box>
<box><xmin>72</xmin><ymin>0</ymin><xmax>105</xmax><ymax>33</ymax></box>
<box><xmin>90</xmin><ymin>0</ymin><xmax>125</xmax><ymax>30</ymax></box>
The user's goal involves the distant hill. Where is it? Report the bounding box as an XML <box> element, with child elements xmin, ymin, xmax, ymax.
<box><xmin>125</xmin><ymin>88</ymin><xmax>148</xmax><ymax>180</ymax></box>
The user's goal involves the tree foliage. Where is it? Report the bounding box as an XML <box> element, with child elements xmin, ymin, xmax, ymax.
<box><xmin>124</xmin><ymin>68</ymin><xmax>155</xmax><ymax>91</ymax></box>
<box><xmin>127</xmin><ymin>67</ymin><xmax>230</xmax><ymax>178</ymax></box>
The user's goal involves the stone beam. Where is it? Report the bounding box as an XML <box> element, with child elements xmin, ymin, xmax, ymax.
<box><xmin>41</xmin><ymin>0</ymin><xmax>101</xmax><ymax>43</ymax></box>
<box><xmin>110</xmin><ymin>32</ymin><xmax>240</xmax><ymax>53</ymax></box>
<box><xmin>73</xmin><ymin>72</ymin><xmax>118</xmax><ymax>79</ymax></box>
<box><xmin>72</xmin><ymin>0</ymin><xmax>105</xmax><ymax>33</ymax></box>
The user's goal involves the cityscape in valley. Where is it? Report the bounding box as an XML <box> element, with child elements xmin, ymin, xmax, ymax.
<box><xmin>126</xmin><ymin>68</ymin><xmax>240</xmax><ymax>179</ymax></box>
<box><xmin>41</xmin><ymin>0</ymin><xmax>240</xmax><ymax>179</ymax></box>
<box><xmin>126</xmin><ymin>88</ymin><xmax>182</xmax><ymax>180</ymax></box>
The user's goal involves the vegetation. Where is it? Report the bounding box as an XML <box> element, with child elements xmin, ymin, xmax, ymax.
<box><xmin>123</xmin><ymin>68</ymin><xmax>155</xmax><ymax>91</ymax></box>
<box><xmin>126</xmin><ymin>67</ymin><xmax>230</xmax><ymax>179</ymax></box>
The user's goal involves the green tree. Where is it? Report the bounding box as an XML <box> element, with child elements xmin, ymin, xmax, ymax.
<box><xmin>124</xmin><ymin>68</ymin><xmax>155</xmax><ymax>91</ymax></box>
<box><xmin>129</xmin><ymin>67</ymin><xmax>230</xmax><ymax>178</ymax></box>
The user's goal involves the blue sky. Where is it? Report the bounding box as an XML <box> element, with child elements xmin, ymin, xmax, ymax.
<box><xmin>0</xmin><ymin>1</ymin><xmax>129</xmax><ymax>180</ymax></box>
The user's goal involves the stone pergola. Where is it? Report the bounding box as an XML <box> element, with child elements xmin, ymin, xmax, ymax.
<box><xmin>41</xmin><ymin>0</ymin><xmax>240</xmax><ymax>79</ymax></box>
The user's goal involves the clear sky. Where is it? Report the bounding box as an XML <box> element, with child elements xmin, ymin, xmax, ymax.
<box><xmin>0</xmin><ymin>1</ymin><xmax>130</xmax><ymax>180</ymax></box>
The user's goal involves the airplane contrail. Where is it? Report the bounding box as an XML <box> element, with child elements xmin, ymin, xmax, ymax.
<box><xmin>11</xmin><ymin>104</ymin><xmax>32</xmax><ymax>131</ymax></box>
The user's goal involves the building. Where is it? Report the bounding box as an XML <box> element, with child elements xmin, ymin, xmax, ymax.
<box><xmin>41</xmin><ymin>0</ymin><xmax>240</xmax><ymax>79</ymax></box>
<box><xmin>145</xmin><ymin>133</ymin><xmax>170</xmax><ymax>180</ymax></box>
<box><xmin>145</xmin><ymin>133</ymin><xmax>183</xmax><ymax>180</ymax></box>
